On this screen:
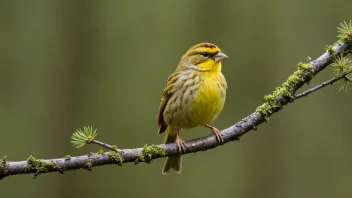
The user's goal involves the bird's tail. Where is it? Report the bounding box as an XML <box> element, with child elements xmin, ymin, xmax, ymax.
<box><xmin>162</xmin><ymin>126</ymin><xmax>182</xmax><ymax>175</ymax></box>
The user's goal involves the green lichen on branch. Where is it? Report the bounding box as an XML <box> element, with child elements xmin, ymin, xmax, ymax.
<box><xmin>84</xmin><ymin>162</ymin><xmax>93</xmax><ymax>171</ymax></box>
<box><xmin>27</xmin><ymin>155</ymin><xmax>36</xmax><ymax>164</ymax></box>
<box><xmin>135</xmin><ymin>144</ymin><xmax>166</xmax><ymax>164</ymax></box>
<box><xmin>97</xmin><ymin>149</ymin><xmax>105</xmax><ymax>154</ymax></box>
<box><xmin>25</xmin><ymin>155</ymin><xmax>56</xmax><ymax>179</ymax></box>
<box><xmin>0</xmin><ymin>156</ymin><xmax>9</xmax><ymax>174</ymax></box>
<box><xmin>256</xmin><ymin>62</ymin><xmax>313</xmax><ymax>119</ymax></box>
<box><xmin>64</xmin><ymin>155</ymin><xmax>71</xmax><ymax>161</ymax></box>
<box><xmin>108</xmin><ymin>151</ymin><xmax>123</xmax><ymax>166</ymax></box>
<box><xmin>325</xmin><ymin>45</ymin><xmax>335</xmax><ymax>57</ymax></box>
<box><xmin>112</xmin><ymin>145</ymin><xmax>118</xmax><ymax>152</ymax></box>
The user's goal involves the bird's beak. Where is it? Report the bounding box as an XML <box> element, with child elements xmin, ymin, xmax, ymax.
<box><xmin>214</xmin><ymin>52</ymin><xmax>228</xmax><ymax>63</ymax></box>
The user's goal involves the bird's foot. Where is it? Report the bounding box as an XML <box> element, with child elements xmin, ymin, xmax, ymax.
<box><xmin>175</xmin><ymin>137</ymin><xmax>186</xmax><ymax>154</ymax></box>
<box><xmin>205</xmin><ymin>124</ymin><xmax>224</xmax><ymax>144</ymax></box>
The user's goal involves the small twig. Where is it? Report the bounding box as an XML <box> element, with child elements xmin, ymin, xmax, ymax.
<box><xmin>91</xmin><ymin>140</ymin><xmax>116</xmax><ymax>151</ymax></box>
<box><xmin>294</xmin><ymin>71</ymin><xmax>352</xmax><ymax>100</ymax></box>
<box><xmin>294</xmin><ymin>77</ymin><xmax>340</xmax><ymax>100</ymax></box>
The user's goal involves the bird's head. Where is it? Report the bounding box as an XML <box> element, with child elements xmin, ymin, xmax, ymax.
<box><xmin>177</xmin><ymin>42</ymin><xmax>228</xmax><ymax>72</ymax></box>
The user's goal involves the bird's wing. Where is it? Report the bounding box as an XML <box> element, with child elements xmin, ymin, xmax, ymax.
<box><xmin>157</xmin><ymin>71</ymin><xmax>179</xmax><ymax>134</ymax></box>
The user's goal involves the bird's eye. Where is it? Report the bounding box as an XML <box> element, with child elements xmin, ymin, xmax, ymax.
<box><xmin>201</xmin><ymin>52</ymin><xmax>210</xmax><ymax>57</ymax></box>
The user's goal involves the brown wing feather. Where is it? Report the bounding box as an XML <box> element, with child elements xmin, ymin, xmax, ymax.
<box><xmin>157</xmin><ymin>72</ymin><xmax>179</xmax><ymax>134</ymax></box>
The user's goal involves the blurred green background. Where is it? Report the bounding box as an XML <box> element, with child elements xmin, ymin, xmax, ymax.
<box><xmin>1</xmin><ymin>0</ymin><xmax>352</xmax><ymax>197</ymax></box>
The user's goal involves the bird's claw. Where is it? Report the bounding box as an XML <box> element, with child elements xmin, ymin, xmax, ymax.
<box><xmin>175</xmin><ymin>138</ymin><xmax>186</xmax><ymax>153</ymax></box>
<box><xmin>205</xmin><ymin>124</ymin><xmax>224</xmax><ymax>144</ymax></box>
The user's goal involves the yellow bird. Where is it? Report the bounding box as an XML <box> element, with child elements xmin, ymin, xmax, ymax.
<box><xmin>157</xmin><ymin>42</ymin><xmax>228</xmax><ymax>174</ymax></box>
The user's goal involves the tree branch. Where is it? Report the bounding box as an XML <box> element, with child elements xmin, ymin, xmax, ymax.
<box><xmin>1</xmin><ymin>40</ymin><xmax>351</xmax><ymax>180</ymax></box>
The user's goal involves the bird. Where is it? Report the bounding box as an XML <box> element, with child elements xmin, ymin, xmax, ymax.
<box><xmin>157</xmin><ymin>42</ymin><xmax>228</xmax><ymax>174</ymax></box>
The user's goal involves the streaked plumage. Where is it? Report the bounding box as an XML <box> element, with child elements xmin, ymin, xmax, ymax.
<box><xmin>157</xmin><ymin>43</ymin><xmax>228</xmax><ymax>174</ymax></box>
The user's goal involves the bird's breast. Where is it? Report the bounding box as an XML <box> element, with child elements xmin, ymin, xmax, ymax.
<box><xmin>190</xmin><ymin>73</ymin><xmax>226</xmax><ymax>125</ymax></box>
<box><xmin>164</xmin><ymin>71</ymin><xmax>227</xmax><ymax>129</ymax></box>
